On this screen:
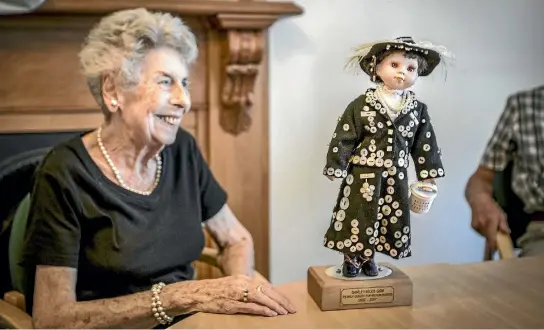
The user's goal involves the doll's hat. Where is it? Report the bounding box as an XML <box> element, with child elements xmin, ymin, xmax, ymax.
<box><xmin>346</xmin><ymin>36</ymin><xmax>454</xmax><ymax>77</ymax></box>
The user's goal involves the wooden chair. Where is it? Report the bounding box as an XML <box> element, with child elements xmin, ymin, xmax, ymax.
<box><xmin>483</xmin><ymin>161</ymin><xmax>528</xmax><ymax>261</ymax></box>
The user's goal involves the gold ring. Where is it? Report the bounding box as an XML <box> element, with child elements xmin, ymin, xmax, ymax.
<box><xmin>257</xmin><ymin>285</ymin><xmax>263</xmax><ymax>293</ymax></box>
<box><xmin>242</xmin><ymin>288</ymin><xmax>249</xmax><ymax>302</ymax></box>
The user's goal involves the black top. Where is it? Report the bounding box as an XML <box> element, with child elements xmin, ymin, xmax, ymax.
<box><xmin>21</xmin><ymin>128</ymin><xmax>227</xmax><ymax>314</ymax></box>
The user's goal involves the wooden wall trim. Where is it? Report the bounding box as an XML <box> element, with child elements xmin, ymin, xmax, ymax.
<box><xmin>35</xmin><ymin>0</ymin><xmax>303</xmax><ymax>17</ymax></box>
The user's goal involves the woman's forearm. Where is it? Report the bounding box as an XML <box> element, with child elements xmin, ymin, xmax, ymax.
<box><xmin>219</xmin><ymin>237</ymin><xmax>255</xmax><ymax>277</ymax></box>
<box><xmin>33</xmin><ymin>267</ymin><xmax>201</xmax><ymax>329</ymax></box>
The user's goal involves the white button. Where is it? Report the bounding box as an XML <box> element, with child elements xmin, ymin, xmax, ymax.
<box><xmin>343</xmin><ymin>186</ymin><xmax>351</xmax><ymax>197</ymax></box>
<box><xmin>344</xmin><ymin>239</ymin><xmax>352</xmax><ymax>247</ymax></box>
<box><xmin>382</xmin><ymin>205</ymin><xmax>391</xmax><ymax>215</ymax></box>
<box><xmin>384</xmin><ymin>243</ymin><xmax>390</xmax><ymax>251</ymax></box>
<box><xmin>327</xmin><ymin>168</ymin><xmax>334</xmax><ymax>175</ymax></box>
<box><xmin>361</xmin><ymin>149</ymin><xmax>368</xmax><ymax>156</ymax></box>
<box><xmin>387</xmin><ymin>186</ymin><xmax>395</xmax><ymax>195</ymax></box>
<box><xmin>364</xmin><ymin>249</ymin><xmax>373</xmax><ymax>257</ymax></box>
<box><xmin>395</xmin><ymin>241</ymin><xmax>403</xmax><ymax>248</ymax></box>
<box><xmin>367</xmin><ymin>158</ymin><xmax>375</xmax><ymax>166</ymax></box>
<box><xmin>377</xmin><ymin>245</ymin><xmax>383</xmax><ymax>251</ymax></box>
<box><xmin>387</xmin><ymin>178</ymin><xmax>395</xmax><ymax>185</ymax></box>
<box><xmin>398</xmin><ymin>126</ymin><xmax>405</xmax><ymax>132</ymax></box>
<box><xmin>420</xmin><ymin>170</ymin><xmax>428</xmax><ymax>178</ymax></box>
<box><xmin>399</xmin><ymin>150</ymin><xmax>405</xmax><ymax>158</ymax></box>
<box><xmin>423</xmin><ymin>144</ymin><xmax>431</xmax><ymax>151</ymax></box>
<box><xmin>356</xmin><ymin>243</ymin><xmax>364</xmax><ymax>251</ymax></box>
<box><xmin>388</xmin><ymin>166</ymin><xmax>397</xmax><ymax>176</ymax></box>
<box><xmin>351</xmin><ymin>219</ymin><xmax>359</xmax><ymax>227</ymax></box>
<box><xmin>384</xmin><ymin>159</ymin><xmax>393</xmax><ymax>168</ymax></box>
<box><xmin>392</xmin><ymin>201</ymin><xmax>400</xmax><ymax>209</ymax></box>
<box><xmin>394</xmin><ymin>231</ymin><xmax>402</xmax><ymax>239</ymax></box>
<box><xmin>375</xmin><ymin>158</ymin><xmax>384</xmax><ymax>167</ymax></box>
<box><xmin>327</xmin><ymin>241</ymin><xmax>334</xmax><ymax>248</ymax></box>
<box><xmin>369</xmin><ymin>145</ymin><xmax>376</xmax><ymax>152</ymax></box>
<box><xmin>377</xmin><ymin>150</ymin><xmax>384</xmax><ymax>158</ymax></box>
<box><xmin>336</xmin><ymin>210</ymin><xmax>346</xmax><ymax>221</ymax></box>
<box><xmin>403</xmin><ymin>226</ymin><xmax>410</xmax><ymax>234</ymax></box>
<box><xmin>343</xmin><ymin>124</ymin><xmax>349</xmax><ymax>131</ymax></box>
<box><xmin>430</xmin><ymin>169</ymin><xmax>437</xmax><ymax>177</ymax></box>
<box><xmin>351</xmin><ymin>234</ymin><xmax>359</xmax><ymax>242</ymax></box>
<box><xmin>438</xmin><ymin>168</ymin><xmax>444</xmax><ymax>176</ymax></box>
<box><xmin>351</xmin><ymin>227</ymin><xmax>359</xmax><ymax>235</ymax></box>
<box><xmin>385</xmin><ymin>195</ymin><xmax>393</xmax><ymax>203</ymax></box>
<box><xmin>418</xmin><ymin>157</ymin><xmax>425</xmax><ymax>164</ymax></box>
<box><xmin>398</xmin><ymin>158</ymin><xmax>405</xmax><ymax>167</ymax></box>
<box><xmin>336</xmin><ymin>241</ymin><xmax>344</xmax><ymax>249</ymax></box>
<box><xmin>340</xmin><ymin>197</ymin><xmax>349</xmax><ymax>210</ymax></box>
<box><xmin>390</xmin><ymin>216</ymin><xmax>398</xmax><ymax>224</ymax></box>
<box><xmin>398</xmin><ymin>172</ymin><xmax>405</xmax><ymax>179</ymax></box>
<box><xmin>334</xmin><ymin>221</ymin><xmax>343</xmax><ymax>231</ymax></box>
<box><xmin>378</xmin><ymin>122</ymin><xmax>384</xmax><ymax>128</ymax></box>
<box><xmin>395</xmin><ymin>209</ymin><xmax>403</xmax><ymax>217</ymax></box>
<box><xmin>366</xmin><ymin>227</ymin><xmax>374</xmax><ymax>235</ymax></box>
<box><xmin>380</xmin><ymin>227</ymin><xmax>387</xmax><ymax>235</ymax></box>
<box><xmin>350</xmin><ymin>246</ymin><xmax>357</xmax><ymax>253</ymax></box>
<box><xmin>369</xmin><ymin>237</ymin><xmax>375</xmax><ymax>245</ymax></box>
<box><xmin>370</xmin><ymin>127</ymin><xmax>377</xmax><ymax>133</ymax></box>
<box><xmin>346</xmin><ymin>175</ymin><xmax>354</xmax><ymax>184</ymax></box>
<box><xmin>333</xmin><ymin>147</ymin><xmax>338</xmax><ymax>153</ymax></box>
<box><xmin>426</xmin><ymin>131</ymin><xmax>431</xmax><ymax>138</ymax></box>
<box><xmin>335</xmin><ymin>169</ymin><xmax>342</xmax><ymax>177</ymax></box>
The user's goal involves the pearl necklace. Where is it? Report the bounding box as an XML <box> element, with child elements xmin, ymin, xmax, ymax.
<box><xmin>96</xmin><ymin>126</ymin><xmax>162</xmax><ymax>196</ymax></box>
<box><xmin>376</xmin><ymin>84</ymin><xmax>408</xmax><ymax>112</ymax></box>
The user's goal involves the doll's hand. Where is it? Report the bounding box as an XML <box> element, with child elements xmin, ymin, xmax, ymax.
<box><xmin>423</xmin><ymin>178</ymin><xmax>436</xmax><ymax>185</ymax></box>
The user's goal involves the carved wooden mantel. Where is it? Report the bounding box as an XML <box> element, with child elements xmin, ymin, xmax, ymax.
<box><xmin>0</xmin><ymin>0</ymin><xmax>302</xmax><ymax>135</ymax></box>
<box><xmin>0</xmin><ymin>0</ymin><xmax>303</xmax><ymax>279</ymax></box>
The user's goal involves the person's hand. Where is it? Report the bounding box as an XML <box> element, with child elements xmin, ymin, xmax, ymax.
<box><xmin>469</xmin><ymin>194</ymin><xmax>510</xmax><ymax>251</ymax></box>
<box><xmin>194</xmin><ymin>275</ymin><xmax>296</xmax><ymax>317</ymax></box>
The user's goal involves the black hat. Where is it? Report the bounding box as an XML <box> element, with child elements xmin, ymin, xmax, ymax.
<box><xmin>346</xmin><ymin>36</ymin><xmax>453</xmax><ymax>78</ymax></box>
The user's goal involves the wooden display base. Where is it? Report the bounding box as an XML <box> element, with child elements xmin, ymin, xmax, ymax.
<box><xmin>307</xmin><ymin>263</ymin><xmax>413</xmax><ymax>311</ymax></box>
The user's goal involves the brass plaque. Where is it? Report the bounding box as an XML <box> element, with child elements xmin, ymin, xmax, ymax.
<box><xmin>341</xmin><ymin>286</ymin><xmax>394</xmax><ymax>305</ymax></box>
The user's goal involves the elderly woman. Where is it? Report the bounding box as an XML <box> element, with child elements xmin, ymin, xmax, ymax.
<box><xmin>20</xmin><ymin>8</ymin><xmax>295</xmax><ymax>329</ymax></box>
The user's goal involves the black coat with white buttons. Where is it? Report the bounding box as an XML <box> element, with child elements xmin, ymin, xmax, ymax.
<box><xmin>322</xmin><ymin>87</ymin><xmax>445</xmax><ymax>260</ymax></box>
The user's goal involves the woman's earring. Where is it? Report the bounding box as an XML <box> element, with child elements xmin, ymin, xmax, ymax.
<box><xmin>111</xmin><ymin>99</ymin><xmax>118</xmax><ymax>107</ymax></box>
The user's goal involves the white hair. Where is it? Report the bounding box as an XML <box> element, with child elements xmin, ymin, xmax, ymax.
<box><xmin>78</xmin><ymin>8</ymin><xmax>198</xmax><ymax>112</ymax></box>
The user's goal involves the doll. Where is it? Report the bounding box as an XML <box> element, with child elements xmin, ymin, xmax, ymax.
<box><xmin>322</xmin><ymin>36</ymin><xmax>453</xmax><ymax>278</ymax></box>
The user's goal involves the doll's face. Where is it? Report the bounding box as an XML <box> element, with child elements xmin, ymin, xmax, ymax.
<box><xmin>376</xmin><ymin>51</ymin><xmax>419</xmax><ymax>90</ymax></box>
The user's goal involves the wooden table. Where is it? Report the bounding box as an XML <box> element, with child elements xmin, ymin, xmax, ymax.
<box><xmin>171</xmin><ymin>257</ymin><xmax>544</xmax><ymax>328</ymax></box>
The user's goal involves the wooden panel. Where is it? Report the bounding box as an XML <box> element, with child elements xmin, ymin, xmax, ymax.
<box><xmin>207</xmin><ymin>29</ymin><xmax>270</xmax><ymax>278</ymax></box>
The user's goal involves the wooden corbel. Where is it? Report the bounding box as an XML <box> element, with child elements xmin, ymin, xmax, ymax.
<box><xmin>211</xmin><ymin>11</ymin><xmax>297</xmax><ymax>135</ymax></box>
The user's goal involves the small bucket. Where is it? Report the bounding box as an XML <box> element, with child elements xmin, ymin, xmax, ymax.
<box><xmin>409</xmin><ymin>182</ymin><xmax>438</xmax><ymax>214</ymax></box>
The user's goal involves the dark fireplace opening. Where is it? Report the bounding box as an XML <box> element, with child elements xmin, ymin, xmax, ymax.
<box><xmin>0</xmin><ymin>130</ymin><xmax>85</xmax><ymax>296</ymax></box>
<box><xmin>0</xmin><ymin>131</ymin><xmax>85</xmax><ymax>163</ymax></box>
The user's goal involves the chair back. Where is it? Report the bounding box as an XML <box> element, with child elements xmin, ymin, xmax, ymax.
<box><xmin>492</xmin><ymin>160</ymin><xmax>531</xmax><ymax>247</ymax></box>
<box><xmin>0</xmin><ymin>148</ymin><xmax>50</xmax><ymax>296</ymax></box>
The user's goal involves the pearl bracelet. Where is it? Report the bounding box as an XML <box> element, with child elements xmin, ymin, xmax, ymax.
<box><xmin>151</xmin><ymin>282</ymin><xmax>174</xmax><ymax>325</ymax></box>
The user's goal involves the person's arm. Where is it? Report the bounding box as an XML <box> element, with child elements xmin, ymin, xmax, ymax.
<box><xmin>33</xmin><ymin>263</ymin><xmax>294</xmax><ymax>329</ymax></box>
<box><xmin>33</xmin><ymin>266</ymin><xmax>179</xmax><ymax>328</ymax></box>
<box><xmin>204</xmin><ymin>204</ymin><xmax>254</xmax><ymax>277</ymax></box>
<box><xmin>464</xmin><ymin>95</ymin><xmax>518</xmax><ymax>247</ymax></box>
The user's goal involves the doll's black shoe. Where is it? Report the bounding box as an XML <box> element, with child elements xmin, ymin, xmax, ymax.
<box><xmin>342</xmin><ymin>254</ymin><xmax>361</xmax><ymax>278</ymax></box>
<box><xmin>360</xmin><ymin>257</ymin><xmax>379</xmax><ymax>277</ymax></box>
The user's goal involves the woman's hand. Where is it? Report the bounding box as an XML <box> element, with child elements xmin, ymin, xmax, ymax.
<box><xmin>188</xmin><ymin>275</ymin><xmax>296</xmax><ymax>317</ymax></box>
